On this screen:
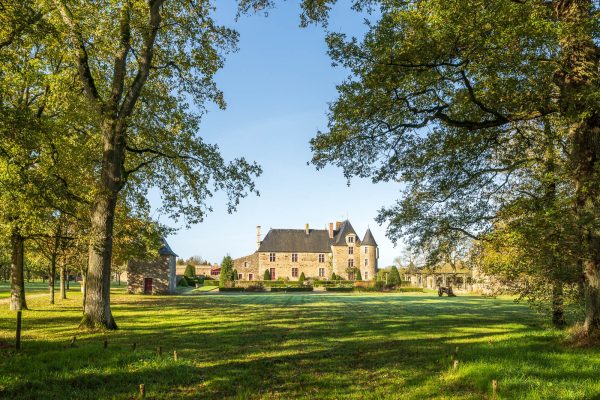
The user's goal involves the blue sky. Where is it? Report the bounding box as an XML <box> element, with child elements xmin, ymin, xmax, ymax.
<box><xmin>153</xmin><ymin>1</ymin><xmax>404</xmax><ymax>267</ymax></box>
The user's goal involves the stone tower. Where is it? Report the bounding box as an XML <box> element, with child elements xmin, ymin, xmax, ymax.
<box><xmin>360</xmin><ymin>228</ymin><xmax>378</xmax><ymax>281</ymax></box>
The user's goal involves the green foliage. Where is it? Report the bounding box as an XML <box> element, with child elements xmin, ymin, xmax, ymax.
<box><xmin>177</xmin><ymin>276</ymin><xmax>190</xmax><ymax>287</ymax></box>
<box><xmin>388</xmin><ymin>266</ymin><xmax>401</xmax><ymax>286</ymax></box>
<box><xmin>303</xmin><ymin>0</ymin><xmax>600</xmax><ymax>332</ymax></box>
<box><xmin>184</xmin><ymin>265</ymin><xmax>196</xmax><ymax>279</ymax></box>
<box><xmin>331</xmin><ymin>272</ymin><xmax>337</xmax><ymax>281</ymax></box>
<box><xmin>218</xmin><ymin>287</ymin><xmax>245</xmax><ymax>292</ymax></box>
<box><xmin>270</xmin><ymin>287</ymin><xmax>313</xmax><ymax>292</ymax></box>
<box><xmin>263</xmin><ymin>269</ymin><xmax>272</xmax><ymax>281</ymax></box>
<box><xmin>219</xmin><ymin>255</ymin><xmax>235</xmax><ymax>287</ymax></box>
<box><xmin>299</xmin><ymin>272</ymin><xmax>306</xmax><ymax>283</ymax></box>
<box><xmin>354</xmin><ymin>267</ymin><xmax>362</xmax><ymax>281</ymax></box>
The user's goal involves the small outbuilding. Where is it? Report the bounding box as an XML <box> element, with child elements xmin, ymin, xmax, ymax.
<box><xmin>127</xmin><ymin>240</ymin><xmax>178</xmax><ymax>295</ymax></box>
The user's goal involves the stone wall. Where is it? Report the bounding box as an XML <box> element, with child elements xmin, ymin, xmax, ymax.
<box><xmin>233</xmin><ymin>253</ymin><xmax>260</xmax><ymax>280</ymax></box>
<box><xmin>127</xmin><ymin>255</ymin><xmax>175</xmax><ymax>295</ymax></box>
<box><xmin>257</xmin><ymin>251</ymin><xmax>333</xmax><ymax>280</ymax></box>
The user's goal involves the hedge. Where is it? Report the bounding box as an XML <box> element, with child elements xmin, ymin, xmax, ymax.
<box><xmin>270</xmin><ymin>287</ymin><xmax>313</xmax><ymax>292</ymax></box>
<box><xmin>203</xmin><ymin>280</ymin><xmax>220</xmax><ymax>286</ymax></box>
<box><xmin>218</xmin><ymin>287</ymin><xmax>245</xmax><ymax>292</ymax></box>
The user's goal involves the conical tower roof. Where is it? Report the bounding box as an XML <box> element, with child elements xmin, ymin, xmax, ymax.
<box><xmin>362</xmin><ymin>228</ymin><xmax>377</xmax><ymax>246</ymax></box>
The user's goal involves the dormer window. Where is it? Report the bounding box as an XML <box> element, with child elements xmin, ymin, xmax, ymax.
<box><xmin>347</xmin><ymin>235</ymin><xmax>354</xmax><ymax>244</ymax></box>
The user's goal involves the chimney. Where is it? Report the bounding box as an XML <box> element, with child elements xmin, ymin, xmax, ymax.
<box><xmin>328</xmin><ymin>223</ymin><xmax>334</xmax><ymax>239</ymax></box>
<box><xmin>305</xmin><ymin>223</ymin><xmax>309</xmax><ymax>235</ymax></box>
<box><xmin>335</xmin><ymin>221</ymin><xmax>342</xmax><ymax>230</ymax></box>
<box><xmin>256</xmin><ymin>225</ymin><xmax>261</xmax><ymax>250</ymax></box>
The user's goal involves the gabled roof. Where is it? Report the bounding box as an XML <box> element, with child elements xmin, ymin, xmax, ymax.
<box><xmin>258</xmin><ymin>229</ymin><xmax>332</xmax><ymax>253</ymax></box>
<box><xmin>361</xmin><ymin>228</ymin><xmax>377</xmax><ymax>246</ymax></box>
<box><xmin>159</xmin><ymin>239</ymin><xmax>178</xmax><ymax>257</ymax></box>
<box><xmin>332</xmin><ymin>220</ymin><xmax>358</xmax><ymax>246</ymax></box>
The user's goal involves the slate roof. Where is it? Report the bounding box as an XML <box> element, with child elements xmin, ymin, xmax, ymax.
<box><xmin>159</xmin><ymin>239</ymin><xmax>178</xmax><ymax>257</ymax></box>
<box><xmin>258</xmin><ymin>229</ymin><xmax>333</xmax><ymax>253</ymax></box>
<box><xmin>257</xmin><ymin>220</ymin><xmax>373</xmax><ymax>253</ymax></box>
<box><xmin>362</xmin><ymin>228</ymin><xmax>378</xmax><ymax>246</ymax></box>
<box><xmin>332</xmin><ymin>220</ymin><xmax>358</xmax><ymax>246</ymax></box>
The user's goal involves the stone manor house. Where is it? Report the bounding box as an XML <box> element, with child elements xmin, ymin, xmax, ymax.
<box><xmin>233</xmin><ymin>220</ymin><xmax>379</xmax><ymax>281</ymax></box>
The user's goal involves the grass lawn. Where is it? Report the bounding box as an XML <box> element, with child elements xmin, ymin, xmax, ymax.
<box><xmin>0</xmin><ymin>281</ymin><xmax>56</xmax><ymax>299</ymax></box>
<box><xmin>1</xmin><ymin>291</ymin><xmax>599</xmax><ymax>399</ymax></box>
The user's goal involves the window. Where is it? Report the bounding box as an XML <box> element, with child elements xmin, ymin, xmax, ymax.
<box><xmin>269</xmin><ymin>253</ymin><xmax>276</xmax><ymax>262</ymax></box>
<box><xmin>348</xmin><ymin>246</ymin><xmax>354</xmax><ymax>255</ymax></box>
<box><xmin>348</xmin><ymin>259</ymin><xmax>354</xmax><ymax>267</ymax></box>
<box><xmin>248</xmin><ymin>273</ymin><xmax>254</xmax><ymax>281</ymax></box>
<box><xmin>364</xmin><ymin>259</ymin><xmax>368</xmax><ymax>267</ymax></box>
<box><xmin>348</xmin><ymin>272</ymin><xmax>355</xmax><ymax>280</ymax></box>
<box><xmin>244</xmin><ymin>261</ymin><xmax>249</xmax><ymax>267</ymax></box>
<box><xmin>364</xmin><ymin>271</ymin><xmax>368</xmax><ymax>280</ymax></box>
<box><xmin>347</xmin><ymin>235</ymin><xmax>354</xmax><ymax>243</ymax></box>
<box><xmin>270</xmin><ymin>268</ymin><xmax>276</xmax><ymax>280</ymax></box>
<box><xmin>318</xmin><ymin>267</ymin><xmax>325</xmax><ymax>277</ymax></box>
<box><xmin>319</xmin><ymin>253</ymin><xmax>325</xmax><ymax>263</ymax></box>
<box><xmin>238</xmin><ymin>273</ymin><xmax>243</xmax><ymax>280</ymax></box>
<box><xmin>364</xmin><ymin>246</ymin><xmax>368</xmax><ymax>254</ymax></box>
<box><xmin>292</xmin><ymin>268</ymin><xmax>299</xmax><ymax>277</ymax></box>
<box><xmin>292</xmin><ymin>253</ymin><xmax>298</xmax><ymax>262</ymax></box>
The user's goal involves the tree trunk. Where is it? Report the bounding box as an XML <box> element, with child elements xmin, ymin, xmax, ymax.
<box><xmin>49</xmin><ymin>255</ymin><xmax>56</xmax><ymax>305</ymax></box>
<box><xmin>60</xmin><ymin>265</ymin><xmax>67</xmax><ymax>300</ymax></box>
<box><xmin>552</xmin><ymin>282</ymin><xmax>566</xmax><ymax>328</ymax></box>
<box><xmin>555</xmin><ymin>0</ymin><xmax>600</xmax><ymax>336</ymax></box>
<box><xmin>9</xmin><ymin>227</ymin><xmax>26</xmax><ymax>311</ymax></box>
<box><xmin>80</xmin><ymin>120</ymin><xmax>125</xmax><ymax>330</ymax></box>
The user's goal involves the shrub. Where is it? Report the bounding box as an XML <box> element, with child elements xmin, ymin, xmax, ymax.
<box><xmin>245</xmin><ymin>283</ymin><xmax>265</xmax><ymax>292</ymax></box>
<box><xmin>331</xmin><ymin>273</ymin><xmax>337</xmax><ymax>281</ymax></box>
<box><xmin>270</xmin><ymin>287</ymin><xmax>313</xmax><ymax>292</ymax></box>
<box><xmin>220</xmin><ymin>255</ymin><xmax>235</xmax><ymax>287</ymax></box>
<box><xmin>177</xmin><ymin>276</ymin><xmax>190</xmax><ymax>287</ymax></box>
<box><xmin>184</xmin><ymin>264</ymin><xmax>196</xmax><ymax>279</ymax></box>
<box><xmin>218</xmin><ymin>287</ymin><xmax>245</xmax><ymax>292</ymax></box>
<box><xmin>299</xmin><ymin>272</ymin><xmax>306</xmax><ymax>283</ymax></box>
<box><xmin>263</xmin><ymin>269</ymin><xmax>271</xmax><ymax>280</ymax></box>
<box><xmin>203</xmin><ymin>280</ymin><xmax>220</xmax><ymax>286</ymax></box>
<box><xmin>196</xmin><ymin>275</ymin><xmax>205</xmax><ymax>285</ymax></box>
<box><xmin>389</xmin><ymin>266</ymin><xmax>401</xmax><ymax>285</ymax></box>
<box><xmin>354</xmin><ymin>267</ymin><xmax>362</xmax><ymax>281</ymax></box>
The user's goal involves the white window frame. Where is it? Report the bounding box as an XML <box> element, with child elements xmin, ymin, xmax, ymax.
<box><xmin>319</xmin><ymin>253</ymin><xmax>325</xmax><ymax>263</ymax></box>
<box><xmin>318</xmin><ymin>267</ymin><xmax>325</xmax><ymax>277</ymax></box>
<box><xmin>348</xmin><ymin>246</ymin><xmax>354</xmax><ymax>255</ymax></box>
<box><xmin>292</xmin><ymin>253</ymin><xmax>298</xmax><ymax>262</ymax></box>
<box><xmin>348</xmin><ymin>259</ymin><xmax>354</xmax><ymax>267</ymax></box>
<box><xmin>269</xmin><ymin>253</ymin><xmax>276</xmax><ymax>262</ymax></box>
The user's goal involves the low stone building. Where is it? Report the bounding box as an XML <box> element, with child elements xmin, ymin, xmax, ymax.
<box><xmin>402</xmin><ymin>262</ymin><xmax>473</xmax><ymax>291</ymax></box>
<box><xmin>233</xmin><ymin>220</ymin><xmax>379</xmax><ymax>281</ymax></box>
<box><xmin>127</xmin><ymin>240</ymin><xmax>178</xmax><ymax>295</ymax></box>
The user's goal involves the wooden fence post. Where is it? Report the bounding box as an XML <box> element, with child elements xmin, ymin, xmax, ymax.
<box><xmin>173</xmin><ymin>350</ymin><xmax>178</xmax><ymax>361</ymax></box>
<box><xmin>15</xmin><ymin>311</ymin><xmax>22</xmax><ymax>350</ymax></box>
<box><xmin>139</xmin><ymin>383</ymin><xmax>145</xmax><ymax>398</ymax></box>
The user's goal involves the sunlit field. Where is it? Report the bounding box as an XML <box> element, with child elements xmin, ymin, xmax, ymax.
<box><xmin>1</xmin><ymin>288</ymin><xmax>599</xmax><ymax>399</ymax></box>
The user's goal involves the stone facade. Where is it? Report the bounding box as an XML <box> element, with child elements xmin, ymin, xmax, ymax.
<box><xmin>127</xmin><ymin>240</ymin><xmax>177</xmax><ymax>295</ymax></box>
<box><xmin>233</xmin><ymin>220</ymin><xmax>379</xmax><ymax>281</ymax></box>
<box><xmin>402</xmin><ymin>263</ymin><xmax>473</xmax><ymax>291</ymax></box>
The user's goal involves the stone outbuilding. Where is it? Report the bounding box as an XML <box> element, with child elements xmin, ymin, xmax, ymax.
<box><xmin>127</xmin><ymin>240</ymin><xmax>178</xmax><ymax>295</ymax></box>
<box><xmin>402</xmin><ymin>262</ymin><xmax>473</xmax><ymax>291</ymax></box>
